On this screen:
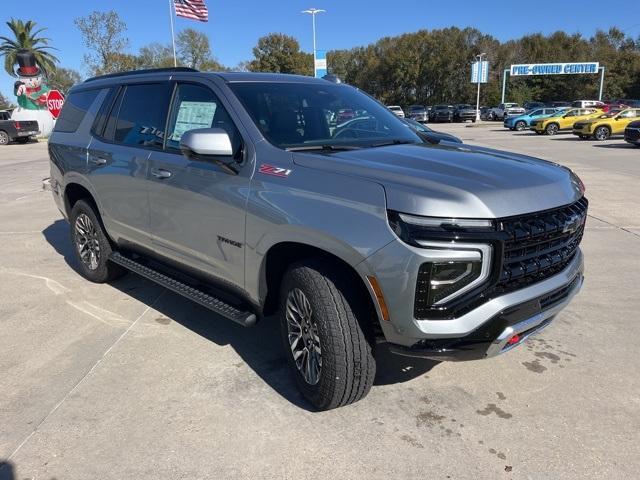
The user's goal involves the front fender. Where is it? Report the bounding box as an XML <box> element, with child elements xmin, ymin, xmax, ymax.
<box><xmin>244</xmin><ymin>167</ymin><xmax>395</xmax><ymax>302</ymax></box>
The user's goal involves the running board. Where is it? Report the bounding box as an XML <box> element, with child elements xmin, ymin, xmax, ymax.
<box><xmin>109</xmin><ymin>252</ymin><xmax>257</xmax><ymax>327</ymax></box>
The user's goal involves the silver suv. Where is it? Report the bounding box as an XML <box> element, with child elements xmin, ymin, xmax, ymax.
<box><xmin>49</xmin><ymin>68</ymin><xmax>587</xmax><ymax>410</ymax></box>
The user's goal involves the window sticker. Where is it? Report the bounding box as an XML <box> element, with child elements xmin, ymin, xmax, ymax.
<box><xmin>172</xmin><ymin>101</ymin><xmax>217</xmax><ymax>141</ymax></box>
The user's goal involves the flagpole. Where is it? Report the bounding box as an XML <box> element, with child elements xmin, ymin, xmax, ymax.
<box><xmin>169</xmin><ymin>0</ymin><xmax>177</xmax><ymax>66</ymax></box>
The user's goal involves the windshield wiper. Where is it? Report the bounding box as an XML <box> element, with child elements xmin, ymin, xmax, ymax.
<box><xmin>286</xmin><ymin>144</ymin><xmax>362</xmax><ymax>152</ymax></box>
<box><xmin>368</xmin><ymin>139</ymin><xmax>418</xmax><ymax>148</ymax></box>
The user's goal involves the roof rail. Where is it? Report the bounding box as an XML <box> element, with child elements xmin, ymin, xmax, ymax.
<box><xmin>84</xmin><ymin>67</ymin><xmax>198</xmax><ymax>83</ymax></box>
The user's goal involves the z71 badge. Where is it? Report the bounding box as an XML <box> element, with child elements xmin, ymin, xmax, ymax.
<box><xmin>259</xmin><ymin>164</ymin><xmax>292</xmax><ymax>178</ymax></box>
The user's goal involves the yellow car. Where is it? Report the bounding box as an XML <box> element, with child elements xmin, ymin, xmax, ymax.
<box><xmin>573</xmin><ymin>108</ymin><xmax>640</xmax><ymax>141</ymax></box>
<box><xmin>531</xmin><ymin>108</ymin><xmax>601</xmax><ymax>135</ymax></box>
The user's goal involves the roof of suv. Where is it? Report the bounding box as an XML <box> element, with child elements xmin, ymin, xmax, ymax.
<box><xmin>83</xmin><ymin>68</ymin><xmax>331</xmax><ymax>87</ymax></box>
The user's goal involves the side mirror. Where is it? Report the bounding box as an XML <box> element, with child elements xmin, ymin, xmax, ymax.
<box><xmin>180</xmin><ymin>128</ymin><xmax>233</xmax><ymax>157</ymax></box>
<box><xmin>179</xmin><ymin>128</ymin><xmax>238</xmax><ymax>174</ymax></box>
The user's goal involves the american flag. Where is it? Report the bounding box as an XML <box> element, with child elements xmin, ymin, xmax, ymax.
<box><xmin>174</xmin><ymin>0</ymin><xmax>209</xmax><ymax>22</ymax></box>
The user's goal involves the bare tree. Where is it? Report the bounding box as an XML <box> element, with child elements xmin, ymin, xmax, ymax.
<box><xmin>176</xmin><ymin>29</ymin><xmax>211</xmax><ymax>69</ymax></box>
<box><xmin>74</xmin><ymin>11</ymin><xmax>129</xmax><ymax>75</ymax></box>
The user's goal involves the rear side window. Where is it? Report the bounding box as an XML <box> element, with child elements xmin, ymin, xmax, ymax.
<box><xmin>54</xmin><ymin>89</ymin><xmax>100</xmax><ymax>133</ymax></box>
<box><xmin>112</xmin><ymin>83</ymin><xmax>172</xmax><ymax>149</ymax></box>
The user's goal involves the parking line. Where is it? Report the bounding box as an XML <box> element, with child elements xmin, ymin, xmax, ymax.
<box><xmin>4</xmin><ymin>290</ymin><xmax>165</xmax><ymax>462</ymax></box>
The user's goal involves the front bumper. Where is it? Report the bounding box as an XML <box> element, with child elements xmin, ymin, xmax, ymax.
<box><xmin>625</xmin><ymin>128</ymin><xmax>640</xmax><ymax>144</ymax></box>
<box><xmin>361</xmin><ymin>237</ymin><xmax>584</xmax><ymax>360</ymax></box>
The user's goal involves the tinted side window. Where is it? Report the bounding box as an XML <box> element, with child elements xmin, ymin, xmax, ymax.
<box><xmin>113</xmin><ymin>83</ymin><xmax>172</xmax><ymax>149</ymax></box>
<box><xmin>91</xmin><ymin>87</ymin><xmax>119</xmax><ymax>138</ymax></box>
<box><xmin>54</xmin><ymin>89</ymin><xmax>100</xmax><ymax>133</ymax></box>
<box><xmin>165</xmin><ymin>83</ymin><xmax>242</xmax><ymax>155</ymax></box>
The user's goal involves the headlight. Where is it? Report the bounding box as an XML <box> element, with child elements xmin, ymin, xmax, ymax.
<box><xmin>388</xmin><ymin>212</ymin><xmax>495</xmax><ymax>307</ymax></box>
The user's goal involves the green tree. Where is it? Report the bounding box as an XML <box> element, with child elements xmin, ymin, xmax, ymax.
<box><xmin>247</xmin><ymin>33</ymin><xmax>312</xmax><ymax>75</ymax></box>
<box><xmin>0</xmin><ymin>19</ymin><xmax>59</xmax><ymax>77</ymax></box>
<box><xmin>74</xmin><ymin>11</ymin><xmax>129</xmax><ymax>75</ymax></box>
<box><xmin>48</xmin><ymin>67</ymin><xmax>81</xmax><ymax>94</ymax></box>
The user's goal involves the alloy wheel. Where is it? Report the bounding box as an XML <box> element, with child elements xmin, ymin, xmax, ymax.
<box><xmin>285</xmin><ymin>288</ymin><xmax>322</xmax><ymax>385</ymax></box>
<box><xmin>74</xmin><ymin>213</ymin><xmax>101</xmax><ymax>270</ymax></box>
<box><xmin>595</xmin><ymin>127</ymin><xmax>610</xmax><ymax>141</ymax></box>
<box><xmin>516</xmin><ymin>121</ymin><xmax>526</xmax><ymax>131</ymax></box>
<box><xmin>0</xmin><ymin>131</ymin><xmax>9</xmax><ymax>145</ymax></box>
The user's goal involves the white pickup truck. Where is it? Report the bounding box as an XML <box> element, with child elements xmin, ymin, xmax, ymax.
<box><xmin>488</xmin><ymin>103</ymin><xmax>526</xmax><ymax>121</ymax></box>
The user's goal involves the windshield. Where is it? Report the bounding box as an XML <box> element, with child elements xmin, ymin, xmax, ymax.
<box><xmin>409</xmin><ymin>105</ymin><xmax>425</xmax><ymax>112</ymax></box>
<box><xmin>229</xmin><ymin>82</ymin><xmax>420</xmax><ymax>150</ymax></box>
<box><xmin>457</xmin><ymin>105</ymin><xmax>473</xmax><ymax>109</ymax></box>
<box><xmin>435</xmin><ymin>105</ymin><xmax>450</xmax><ymax>110</ymax></box>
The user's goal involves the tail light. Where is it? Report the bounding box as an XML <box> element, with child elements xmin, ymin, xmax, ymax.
<box><xmin>14</xmin><ymin>121</ymin><xmax>20</xmax><ymax>129</ymax></box>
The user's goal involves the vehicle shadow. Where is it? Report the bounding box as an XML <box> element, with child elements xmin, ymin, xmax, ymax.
<box><xmin>0</xmin><ymin>460</ymin><xmax>15</xmax><ymax>480</ymax></box>
<box><xmin>42</xmin><ymin>219</ymin><xmax>439</xmax><ymax>410</ymax></box>
<box><xmin>592</xmin><ymin>142</ymin><xmax>636</xmax><ymax>149</ymax></box>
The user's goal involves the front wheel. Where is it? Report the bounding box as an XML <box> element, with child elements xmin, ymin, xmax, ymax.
<box><xmin>594</xmin><ymin>126</ymin><xmax>611</xmax><ymax>141</ymax></box>
<box><xmin>545</xmin><ymin>123</ymin><xmax>559</xmax><ymax>135</ymax></box>
<box><xmin>279</xmin><ymin>260</ymin><xmax>376</xmax><ymax>410</ymax></box>
<box><xmin>515</xmin><ymin>120</ymin><xmax>527</xmax><ymax>131</ymax></box>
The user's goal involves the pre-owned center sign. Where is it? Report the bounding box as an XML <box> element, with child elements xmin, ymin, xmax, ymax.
<box><xmin>510</xmin><ymin>62</ymin><xmax>599</xmax><ymax>76</ymax></box>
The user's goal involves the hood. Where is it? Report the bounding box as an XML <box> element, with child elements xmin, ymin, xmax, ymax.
<box><xmin>292</xmin><ymin>143</ymin><xmax>581</xmax><ymax>219</ymax></box>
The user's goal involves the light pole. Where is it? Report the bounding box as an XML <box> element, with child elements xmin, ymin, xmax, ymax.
<box><xmin>475</xmin><ymin>53</ymin><xmax>486</xmax><ymax>122</ymax></box>
<box><xmin>302</xmin><ymin>8</ymin><xmax>326</xmax><ymax>72</ymax></box>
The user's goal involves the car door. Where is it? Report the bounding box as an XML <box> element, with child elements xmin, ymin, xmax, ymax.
<box><xmin>87</xmin><ymin>82</ymin><xmax>173</xmax><ymax>248</ymax></box>
<box><xmin>146</xmin><ymin>81</ymin><xmax>251</xmax><ymax>288</ymax></box>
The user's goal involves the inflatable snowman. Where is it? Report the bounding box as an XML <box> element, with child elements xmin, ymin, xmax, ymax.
<box><xmin>11</xmin><ymin>49</ymin><xmax>55</xmax><ymax>136</ymax></box>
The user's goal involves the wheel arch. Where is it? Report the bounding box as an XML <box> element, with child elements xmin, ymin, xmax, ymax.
<box><xmin>64</xmin><ymin>182</ymin><xmax>98</xmax><ymax>219</ymax></box>
<box><xmin>260</xmin><ymin>241</ymin><xmax>382</xmax><ymax>339</ymax></box>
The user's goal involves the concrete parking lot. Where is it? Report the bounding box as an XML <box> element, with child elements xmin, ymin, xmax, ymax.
<box><xmin>1</xmin><ymin>126</ymin><xmax>639</xmax><ymax>479</ymax></box>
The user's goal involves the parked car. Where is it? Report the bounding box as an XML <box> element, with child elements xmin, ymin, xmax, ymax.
<box><xmin>479</xmin><ymin>106</ymin><xmax>492</xmax><ymax>120</ymax></box>
<box><xmin>616</xmin><ymin>99</ymin><xmax>640</xmax><ymax>108</ymax></box>
<box><xmin>406</xmin><ymin>105</ymin><xmax>428</xmax><ymax>123</ymax></box>
<box><xmin>488</xmin><ymin>103</ymin><xmax>525</xmax><ymax>121</ymax></box>
<box><xmin>571</xmin><ymin>100</ymin><xmax>605</xmax><ymax>109</ymax></box>
<box><xmin>336</xmin><ymin>108</ymin><xmax>355</xmax><ymax>123</ymax></box>
<box><xmin>504</xmin><ymin>107</ymin><xmax>559</xmax><ymax>131</ymax></box>
<box><xmin>402</xmin><ymin>117</ymin><xmax>462</xmax><ymax>143</ymax></box>
<box><xmin>624</xmin><ymin>120</ymin><xmax>640</xmax><ymax>145</ymax></box>
<box><xmin>49</xmin><ymin>68</ymin><xmax>587</xmax><ymax>409</ymax></box>
<box><xmin>573</xmin><ymin>108</ymin><xmax>640</xmax><ymax>140</ymax></box>
<box><xmin>429</xmin><ymin>104</ymin><xmax>454</xmax><ymax>122</ymax></box>
<box><xmin>523</xmin><ymin>101</ymin><xmax>546</xmax><ymax>111</ymax></box>
<box><xmin>0</xmin><ymin>110</ymin><xmax>40</xmax><ymax>145</ymax></box>
<box><xmin>549</xmin><ymin>101</ymin><xmax>571</xmax><ymax>108</ymax></box>
<box><xmin>453</xmin><ymin>104</ymin><xmax>477</xmax><ymax>123</ymax></box>
<box><xmin>387</xmin><ymin>105</ymin><xmax>405</xmax><ymax>118</ymax></box>
<box><xmin>531</xmin><ymin>108</ymin><xmax>601</xmax><ymax>135</ymax></box>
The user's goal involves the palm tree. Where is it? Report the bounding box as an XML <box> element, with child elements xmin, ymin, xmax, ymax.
<box><xmin>0</xmin><ymin>19</ymin><xmax>59</xmax><ymax>77</ymax></box>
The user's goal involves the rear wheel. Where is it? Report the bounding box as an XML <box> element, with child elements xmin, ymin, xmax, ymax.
<box><xmin>545</xmin><ymin>123</ymin><xmax>559</xmax><ymax>135</ymax></box>
<box><xmin>594</xmin><ymin>126</ymin><xmax>611</xmax><ymax>141</ymax></box>
<box><xmin>0</xmin><ymin>130</ymin><xmax>9</xmax><ymax>145</ymax></box>
<box><xmin>279</xmin><ymin>260</ymin><xmax>376</xmax><ymax>410</ymax></box>
<box><xmin>69</xmin><ymin>200</ymin><xmax>125</xmax><ymax>283</ymax></box>
<box><xmin>515</xmin><ymin>120</ymin><xmax>527</xmax><ymax>131</ymax></box>
<box><xmin>16</xmin><ymin>137</ymin><xmax>30</xmax><ymax>144</ymax></box>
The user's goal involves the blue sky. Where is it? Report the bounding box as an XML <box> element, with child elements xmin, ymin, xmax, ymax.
<box><xmin>1</xmin><ymin>0</ymin><xmax>637</xmax><ymax>100</ymax></box>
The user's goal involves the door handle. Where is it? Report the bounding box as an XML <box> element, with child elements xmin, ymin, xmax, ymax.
<box><xmin>151</xmin><ymin>168</ymin><xmax>172</xmax><ymax>179</ymax></box>
<box><xmin>89</xmin><ymin>157</ymin><xmax>108</xmax><ymax>165</ymax></box>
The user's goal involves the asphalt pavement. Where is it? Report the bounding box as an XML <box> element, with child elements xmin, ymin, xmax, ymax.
<box><xmin>1</xmin><ymin>126</ymin><xmax>639</xmax><ymax>479</ymax></box>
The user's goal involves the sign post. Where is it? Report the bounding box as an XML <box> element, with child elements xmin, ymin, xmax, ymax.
<box><xmin>471</xmin><ymin>58</ymin><xmax>488</xmax><ymax>121</ymax></box>
<box><xmin>46</xmin><ymin>90</ymin><xmax>65</xmax><ymax>119</ymax></box>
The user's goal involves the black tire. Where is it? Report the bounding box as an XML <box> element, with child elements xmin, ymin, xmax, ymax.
<box><xmin>515</xmin><ymin>120</ymin><xmax>527</xmax><ymax>131</ymax></box>
<box><xmin>69</xmin><ymin>199</ymin><xmax>125</xmax><ymax>283</ymax></box>
<box><xmin>545</xmin><ymin>123</ymin><xmax>559</xmax><ymax>135</ymax></box>
<box><xmin>594</xmin><ymin>126</ymin><xmax>611</xmax><ymax>141</ymax></box>
<box><xmin>0</xmin><ymin>130</ymin><xmax>9</xmax><ymax>145</ymax></box>
<box><xmin>279</xmin><ymin>260</ymin><xmax>376</xmax><ymax>410</ymax></box>
<box><xmin>16</xmin><ymin>137</ymin><xmax>30</xmax><ymax>144</ymax></box>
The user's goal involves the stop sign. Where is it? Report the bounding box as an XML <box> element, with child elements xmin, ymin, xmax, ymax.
<box><xmin>47</xmin><ymin>90</ymin><xmax>65</xmax><ymax>119</ymax></box>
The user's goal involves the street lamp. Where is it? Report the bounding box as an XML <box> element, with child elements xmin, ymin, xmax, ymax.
<box><xmin>475</xmin><ymin>53</ymin><xmax>486</xmax><ymax>122</ymax></box>
<box><xmin>302</xmin><ymin>8</ymin><xmax>326</xmax><ymax>58</ymax></box>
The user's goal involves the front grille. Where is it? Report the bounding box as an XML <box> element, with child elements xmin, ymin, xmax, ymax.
<box><xmin>495</xmin><ymin>197</ymin><xmax>588</xmax><ymax>295</ymax></box>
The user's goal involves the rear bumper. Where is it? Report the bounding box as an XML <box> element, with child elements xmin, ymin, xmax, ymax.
<box><xmin>14</xmin><ymin>129</ymin><xmax>40</xmax><ymax>138</ymax></box>
<box><xmin>389</xmin><ymin>271</ymin><xmax>583</xmax><ymax>361</ymax></box>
